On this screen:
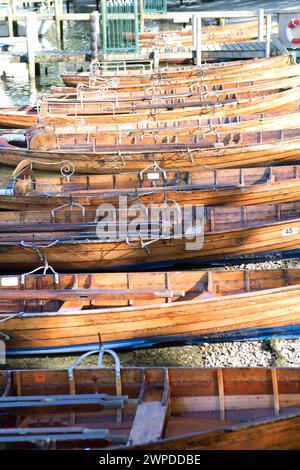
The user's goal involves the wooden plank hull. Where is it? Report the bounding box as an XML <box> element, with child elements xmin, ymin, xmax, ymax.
<box><xmin>60</xmin><ymin>55</ymin><xmax>290</xmax><ymax>87</ymax></box>
<box><xmin>130</xmin><ymin>412</ymin><xmax>300</xmax><ymax>450</ymax></box>
<box><xmin>0</xmin><ymin>85</ymin><xmax>297</xmax><ymax>128</ymax></box>
<box><xmin>1</xmin><ymin>366</ymin><xmax>300</xmax><ymax>450</ymax></box>
<box><xmin>2</xmin><ymin>136</ymin><xmax>300</xmax><ymax>173</ymax></box>
<box><xmin>29</xmin><ymin>110</ymin><xmax>300</xmax><ymax>150</ymax></box>
<box><xmin>0</xmin><ymin>203</ymin><xmax>300</xmax><ymax>272</ymax></box>
<box><xmin>52</xmin><ymin>63</ymin><xmax>300</xmax><ymax>97</ymax></box>
<box><xmin>50</xmin><ymin>71</ymin><xmax>300</xmax><ymax>103</ymax></box>
<box><xmin>4</xmin><ymin>167</ymin><xmax>300</xmax><ymax>210</ymax></box>
<box><xmin>3</xmin><ymin>282</ymin><xmax>300</xmax><ymax>353</ymax></box>
<box><xmin>41</xmin><ymin>77</ymin><xmax>300</xmax><ymax>116</ymax></box>
<box><xmin>40</xmin><ymin>88</ymin><xmax>300</xmax><ymax>124</ymax></box>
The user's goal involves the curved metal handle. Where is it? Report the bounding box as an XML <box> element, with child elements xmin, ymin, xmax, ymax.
<box><xmin>68</xmin><ymin>347</ymin><xmax>120</xmax><ymax>378</ymax></box>
<box><xmin>51</xmin><ymin>202</ymin><xmax>86</xmax><ymax>219</ymax></box>
<box><xmin>139</xmin><ymin>161</ymin><xmax>167</xmax><ymax>181</ymax></box>
<box><xmin>21</xmin><ymin>262</ymin><xmax>59</xmax><ymax>286</ymax></box>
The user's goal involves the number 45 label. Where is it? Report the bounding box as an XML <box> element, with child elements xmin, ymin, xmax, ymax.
<box><xmin>282</xmin><ymin>227</ymin><xmax>298</xmax><ymax>236</ymax></box>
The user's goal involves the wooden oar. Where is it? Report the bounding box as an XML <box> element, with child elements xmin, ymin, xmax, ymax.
<box><xmin>0</xmin><ymin>288</ymin><xmax>185</xmax><ymax>301</ymax></box>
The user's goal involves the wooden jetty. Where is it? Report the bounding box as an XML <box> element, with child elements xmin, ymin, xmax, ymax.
<box><xmin>0</xmin><ymin>6</ymin><xmax>292</xmax><ymax>82</ymax></box>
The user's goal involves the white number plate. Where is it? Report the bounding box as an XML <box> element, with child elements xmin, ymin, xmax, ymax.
<box><xmin>0</xmin><ymin>276</ymin><xmax>19</xmax><ymax>287</ymax></box>
<box><xmin>282</xmin><ymin>227</ymin><xmax>298</xmax><ymax>236</ymax></box>
<box><xmin>147</xmin><ymin>172</ymin><xmax>160</xmax><ymax>180</ymax></box>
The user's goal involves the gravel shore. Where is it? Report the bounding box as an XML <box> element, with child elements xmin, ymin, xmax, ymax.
<box><xmin>4</xmin><ymin>339</ymin><xmax>300</xmax><ymax>370</ymax></box>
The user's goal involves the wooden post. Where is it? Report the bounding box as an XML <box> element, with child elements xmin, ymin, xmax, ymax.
<box><xmin>192</xmin><ymin>13</ymin><xmax>197</xmax><ymax>51</ymax></box>
<box><xmin>7</xmin><ymin>2</ymin><xmax>13</xmax><ymax>37</ymax></box>
<box><xmin>258</xmin><ymin>8</ymin><xmax>264</xmax><ymax>41</ymax></box>
<box><xmin>265</xmin><ymin>14</ymin><xmax>271</xmax><ymax>58</ymax></box>
<box><xmin>26</xmin><ymin>12</ymin><xmax>38</xmax><ymax>83</ymax></box>
<box><xmin>153</xmin><ymin>49</ymin><xmax>159</xmax><ymax>69</ymax></box>
<box><xmin>133</xmin><ymin>0</ymin><xmax>139</xmax><ymax>50</ymax></box>
<box><xmin>11</xmin><ymin>0</ymin><xmax>18</xmax><ymax>36</ymax></box>
<box><xmin>196</xmin><ymin>14</ymin><xmax>202</xmax><ymax>67</ymax></box>
<box><xmin>11</xmin><ymin>0</ymin><xmax>17</xmax><ymax>14</ymax></box>
<box><xmin>101</xmin><ymin>0</ymin><xmax>107</xmax><ymax>52</ymax></box>
<box><xmin>139</xmin><ymin>0</ymin><xmax>144</xmax><ymax>33</ymax></box>
<box><xmin>90</xmin><ymin>11</ymin><xmax>99</xmax><ymax>62</ymax></box>
<box><xmin>54</xmin><ymin>0</ymin><xmax>63</xmax><ymax>48</ymax></box>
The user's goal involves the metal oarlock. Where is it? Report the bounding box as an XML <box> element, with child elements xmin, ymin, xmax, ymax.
<box><xmin>51</xmin><ymin>201</ymin><xmax>86</xmax><ymax>219</ymax></box>
<box><xmin>159</xmin><ymin>191</ymin><xmax>181</xmax><ymax>214</ymax></box>
<box><xmin>115</xmin><ymin>146</ymin><xmax>125</xmax><ymax>166</ymax></box>
<box><xmin>125</xmin><ymin>235</ymin><xmax>163</xmax><ymax>255</ymax></box>
<box><xmin>68</xmin><ymin>347</ymin><xmax>120</xmax><ymax>380</ymax></box>
<box><xmin>140</xmin><ymin>131</ymin><xmax>158</xmax><ymax>143</ymax></box>
<box><xmin>139</xmin><ymin>161</ymin><xmax>167</xmax><ymax>181</ymax></box>
<box><xmin>20</xmin><ymin>262</ymin><xmax>59</xmax><ymax>287</ymax></box>
<box><xmin>68</xmin><ymin>346</ymin><xmax>122</xmax><ymax>420</ymax></box>
<box><xmin>186</xmin><ymin>147</ymin><xmax>195</xmax><ymax>163</ymax></box>
<box><xmin>20</xmin><ymin>240</ymin><xmax>59</xmax><ymax>265</ymax></box>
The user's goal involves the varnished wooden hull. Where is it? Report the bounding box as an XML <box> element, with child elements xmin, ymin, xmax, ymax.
<box><xmin>0</xmin><ymin>111</ymin><xmax>37</xmax><ymax>128</ymax></box>
<box><xmin>1</xmin><ymin>203</ymin><xmax>300</xmax><ymax>272</ymax></box>
<box><xmin>41</xmin><ymin>88</ymin><xmax>300</xmax><ymax>124</ymax></box>
<box><xmin>42</xmin><ymin>77</ymin><xmax>300</xmax><ymax>117</ymax></box>
<box><xmin>1</xmin><ymin>366</ymin><xmax>299</xmax><ymax>450</ymax></box>
<box><xmin>3</xmin><ymin>282</ymin><xmax>300</xmax><ymax>353</ymax></box>
<box><xmin>0</xmin><ymin>85</ymin><xmax>297</xmax><ymax>128</ymax></box>
<box><xmin>52</xmin><ymin>63</ymin><xmax>300</xmax><ymax>97</ymax></box>
<box><xmin>29</xmin><ymin>109</ymin><xmax>300</xmax><ymax>151</ymax></box>
<box><xmin>61</xmin><ymin>55</ymin><xmax>290</xmax><ymax>87</ymax></box>
<box><xmin>2</xmin><ymin>136</ymin><xmax>300</xmax><ymax>173</ymax></box>
<box><xmin>4</xmin><ymin>168</ymin><xmax>300</xmax><ymax>210</ymax></box>
<box><xmin>130</xmin><ymin>412</ymin><xmax>300</xmax><ymax>450</ymax></box>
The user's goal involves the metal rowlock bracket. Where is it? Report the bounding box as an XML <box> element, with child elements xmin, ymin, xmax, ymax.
<box><xmin>186</xmin><ymin>147</ymin><xmax>195</xmax><ymax>163</ymax></box>
<box><xmin>67</xmin><ymin>346</ymin><xmax>122</xmax><ymax>420</ymax></box>
<box><xmin>20</xmin><ymin>240</ymin><xmax>59</xmax><ymax>266</ymax></box>
<box><xmin>20</xmin><ymin>261</ymin><xmax>59</xmax><ymax>287</ymax></box>
<box><xmin>139</xmin><ymin>161</ymin><xmax>167</xmax><ymax>181</ymax></box>
<box><xmin>51</xmin><ymin>201</ymin><xmax>86</xmax><ymax>219</ymax></box>
<box><xmin>115</xmin><ymin>145</ymin><xmax>125</xmax><ymax>166</ymax></box>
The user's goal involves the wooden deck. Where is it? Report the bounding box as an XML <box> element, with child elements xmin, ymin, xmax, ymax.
<box><xmin>4</xmin><ymin>38</ymin><xmax>283</xmax><ymax>65</ymax></box>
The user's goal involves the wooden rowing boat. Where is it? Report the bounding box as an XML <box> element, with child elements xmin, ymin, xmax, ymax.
<box><xmin>2</xmin><ymin>163</ymin><xmax>300</xmax><ymax>210</ymax></box>
<box><xmin>27</xmin><ymin>110</ymin><xmax>300</xmax><ymax>150</ymax></box>
<box><xmin>40</xmin><ymin>76</ymin><xmax>299</xmax><ymax>117</ymax></box>
<box><xmin>37</xmin><ymin>88</ymin><xmax>300</xmax><ymax>125</ymax></box>
<box><xmin>55</xmin><ymin>62</ymin><xmax>300</xmax><ymax>95</ymax></box>
<box><xmin>2</xmin><ymin>123</ymin><xmax>300</xmax><ymax>174</ymax></box>
<box><xmin>53</xmin><ymin>63</ymin><xmax>300</xmax><ymax>100</ymax></box>
<box><xmin>61</xmin><ymin>55</ymin><xmax>289</xmax><ymax>87</ymax></box>
<box><xmin>0</xmin><ymin>362</ymin><xmax>300</xmax><ymax>449</ymax></box>
<box><xmin>133</xmin><ymin>19</ymin><xmax>279</xmax><ymax>48</ymax></box>
<box><xmin>0</xmin><ymin>81</ymin><xmax>298</xmax><ymax>128</ymax></box>
<box><xmin>2</xmin><ymin>267</ymin><xmax>300</xmax><ymax>352</ymax></box>
<box><xmin>0</xmin><ymin>202</ymin><xmax>299</xmax><ymax>271</ymax></box>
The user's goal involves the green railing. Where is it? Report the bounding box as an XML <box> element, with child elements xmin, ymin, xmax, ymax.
<box><xmin>143</xmin><ymin>0</ymin><xmax>167</xmax><ymax>13</ymax></box>
<box><xmin>101</xmin><ymin>0</ymin><xmax>139</xmax><ymax>52</ymax></box>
